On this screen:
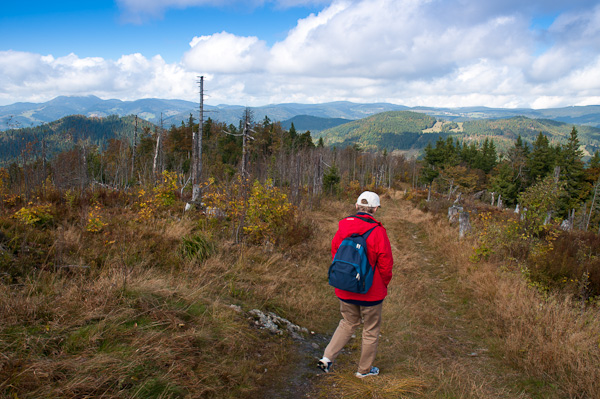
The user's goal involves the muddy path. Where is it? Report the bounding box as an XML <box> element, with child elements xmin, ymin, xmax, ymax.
<box><xmin>259</xmin><ymin>199</ymin><xmax>533</xmax><ymax>398</ymax></box>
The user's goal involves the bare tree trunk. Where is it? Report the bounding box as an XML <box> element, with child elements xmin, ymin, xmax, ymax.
<box><xmin>191</xmin><ymin>76</ymin><xmax>204</xmax><ymax>205</ymax></box>
<box><xmin>153</xmin><ymin>113</ymin><xmax>164</xmax><ymax>178</ymax></box>
<box><xmin>131</xmin><ymin>115</ymin><xmax>138</xmax><ymax>177</ymax></box>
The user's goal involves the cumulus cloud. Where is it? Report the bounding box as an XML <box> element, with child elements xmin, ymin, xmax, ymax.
<box><xmin>183</xmin><ymin>32</ymin><xmax>269</xmax><ymax>73</ymax></box>
<box><xmin>3</xmin><ymin>0</ymin><xmax>600</xmax><ymax>109</ymax></box>
<box><xmin>268</xmin><ymin>0</ymin><xmax>534</xmax><ymax>80</ymax></box>
<box><xmin>0</xmin><ymin>51</ymin><xmax>197</xmax><ymax>105</ymax></box>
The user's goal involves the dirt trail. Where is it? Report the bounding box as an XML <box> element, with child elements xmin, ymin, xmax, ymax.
<box><xmin>260</xmin><ymin>199</ymin><xmax>531</xmax><ymax>398</ymax></box>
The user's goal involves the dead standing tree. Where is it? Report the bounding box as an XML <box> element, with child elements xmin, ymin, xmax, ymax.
<box><xmin>131</xmin><ymin>115</ymin><xmax>138</xmax><ymax>176</ymax></box>
<box><xmin>189</xmin><ymin>76</ymin><xmax>204</xmax><ymax>207</ymax></box>
<box><xmin>153</xmin><ymin>113</ymin><xmax>165</xmax><ymax>178</ymax></box>
<box><xmin>240</xmin><ymin>108</ymin><xmax>254</xmax><ymax>181</ymax></box>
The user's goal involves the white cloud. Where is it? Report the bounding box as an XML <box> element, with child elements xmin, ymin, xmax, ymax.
<box><xmin>0</xmin><ymin>51</ymin><xmax>197</xmax><ymax>105</ymax></box>
<box><xmin>268</xmin><ymin>0</ymin><xmax>534</xmax><ymax>80</ymax></box>
<box><xmin>183</xmin><ymin>32</ymin><xmax>269</xmax><ymax>74</ymax></box>
<box><xmin>2</xmin><ymin>0</ymin><xmax>600</xmax><ymax>109</ymax></box>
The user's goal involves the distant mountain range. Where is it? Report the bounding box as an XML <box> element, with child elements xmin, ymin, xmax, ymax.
<box><xmin>0</xmin><ymin>95</ymin><xmax>405</xmax><ymax>132</ymax></box>
<box><xmin>2</xmin><ymin>95</ymin><xmax>600</xmax><ymax>132</ymax></box>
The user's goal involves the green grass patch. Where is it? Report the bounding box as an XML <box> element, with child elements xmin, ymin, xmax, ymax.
<box><xmin>133</xmin><ymin>378</ymin><xmax>186</xmax><ymax>399</ymax></box>
<box><xmin>179</xmin><ymin>233</ymin><xmax>214</xmax><ymax>261</ymax></box>
<box><xmin>64</xmin><ymin>323</ymin><xmax>102</xmax><ymax>354</ymax></box>
<box><xmin>515</xmin><ymin>377</ymin><xmax>560</xmax><ymax>398</ymax></box>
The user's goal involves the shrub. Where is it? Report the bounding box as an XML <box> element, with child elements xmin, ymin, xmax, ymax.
<box><xmin>528</xmin><ymin>230</ymin><xmax>600</xmax><ymax>298</ymax></box>
<box><xmin>470</xmin><ymin>210</ymin><xmax>533</xmax><ymax>263</ymax></box>
<box><xmin>85</xmin><ymin>205</ymin><xmax>107</xmax><ymax>233</ymax></box>
<box><xmin>153</xmin><ymin>170</ymin><xmax>178</xmax><ymax>207</ymax></box>
<box><xmin>13</xmin><ymin>202</ymin><xmax>54</xmax><ymax>227</ymax></box>
<box><xmin>244</xmin><ymin>179</ymin><xmax>296</xmax><ymax>244</ymax></box>
<box><xmin>518</xmin><ymin>176</ymin><xmax>565</xmax><ymax>236</ymax></box>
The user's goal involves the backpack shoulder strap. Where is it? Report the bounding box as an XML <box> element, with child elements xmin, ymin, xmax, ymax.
<box><xmin>362</xmin><ymin>225</ymin><xmax>378</xmax><ymax>240</ymax></box>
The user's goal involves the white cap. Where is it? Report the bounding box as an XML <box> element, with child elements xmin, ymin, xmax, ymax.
<box><xmin>356</xmin><ymin>191</ymin><xmax>380</xmax><ymax>207</ymax></box>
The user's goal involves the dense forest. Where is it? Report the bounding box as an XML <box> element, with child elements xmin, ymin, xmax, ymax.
<box><xmin>421</xmin><ymin>129</ymin><xmax>600</xmax><ymax>223</ymax></box>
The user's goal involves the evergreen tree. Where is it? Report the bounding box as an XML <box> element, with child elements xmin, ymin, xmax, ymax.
<box><xmin>460</xmin><ymin>141</ymin><xmax>478</xmax><ymax>168</ymax></box>
<box><xmin>490</xmin><ymin>161</ymin><xmax>519</xmax><ymax>205</ymax></box>
<box><xmin>289</xmin><ymin>123</ymin><xmax>298</xmax><ymax>139</ymax></box>
<box><xmin>504</xmin><ymin>135</ymin><xmax>527</xmax><ymax>193</ymax></box>
<box><xmin>589</xmin><ymin>150</ymin><xmax>600</xmax><ymax>170</ymax></box>
<box><xmin>323</xmin><ymin>164</ymin><xmax>341</xmax><ymax>194</ymax></box>
<box><xmin>295</xmin><ymin>131</ymin><xmax>315</xmax><ymax>149</ymax></box>
<box><xmin>443</xmin><ymin>137</ymin><xmax>460</xmax><ymax>167</ymax></box>
<box><xmin>473</xmin><ymin>138</ymin><xmax>497</xmax><ymax>173</ymax></box>
<box><xmin>527</xmin><ymin>132</ymin><xmax>555</xmax><ymax>183</ymax></box>
<box><xmin>556</xmin><ymin>126</ymin><xmax>586</xmax><ymax>215</ymax></box>
<box><xmin>262</xmin><ymin>115</ymin><xmax>271</xmax><ymax>128</ymax></box>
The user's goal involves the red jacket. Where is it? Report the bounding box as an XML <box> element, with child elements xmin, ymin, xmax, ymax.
<box><xmin>331</xmin><ymin>212</ymin><xmax>393</xmax><ymax>302</ymax></box>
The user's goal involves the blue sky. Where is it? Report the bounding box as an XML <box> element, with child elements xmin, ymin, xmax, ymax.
<box><xmin>1</xmin><ymin>0</ymin><xmax>599</xmax><ymax>108</ymax></box>
<box><xmin>1</xmin><ymin>1</ymin><xmax>319</xmax><ymax>61</ymax></box>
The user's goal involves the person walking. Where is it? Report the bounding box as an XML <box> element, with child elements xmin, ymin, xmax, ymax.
<box><xmin>318</xmin><ymin>191</ymin><xmax>394</xmax><ymax>378</ymax></box>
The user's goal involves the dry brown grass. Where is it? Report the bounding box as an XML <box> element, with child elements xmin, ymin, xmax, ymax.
<box><xmin>423</xmin><ymin>202</ymin><xmax>600</xmax><ymax>398</ymax></box>
<box><xmin>5</xmin><ymin>189</ymin><xmax>600</xmax><ymax>398</ymax></box>
<box><xmin>322</xmin><ymin>373</ymin><xmax>426</xmax><ymax>398</ymax></box>
<box><xmin>0</xmin><ymin>263</ymin><xmax>287</xmax><ymax>398</ymax></box>
<box><xmin>0</xmin><ymin>192</ymin><xmax>357</xmax><ymax>398</ymax></box>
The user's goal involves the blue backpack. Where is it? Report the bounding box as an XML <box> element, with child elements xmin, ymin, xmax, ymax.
<box><xmin>328</xmin><ymin>216</ymin><xmax>379</xmax><ymax>294</ymax></box>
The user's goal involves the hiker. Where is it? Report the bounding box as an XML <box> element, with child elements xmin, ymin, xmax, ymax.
<box><xmin>318</xmin><ymin>191</ymin><xmax>394</xmax><ymax>378</ymax></box>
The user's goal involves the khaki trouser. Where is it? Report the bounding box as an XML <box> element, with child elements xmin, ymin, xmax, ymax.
<box><xmin>323</xmin><ymin>300</ymin><xmax>383</xmax><ymax>374</ymax></box>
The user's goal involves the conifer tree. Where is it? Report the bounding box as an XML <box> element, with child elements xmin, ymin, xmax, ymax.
<box><xmin>527</xmin><ymin>132</ymin><xmax>555</xmax><ymax>183</ymax></box>
<box><xmin>323</xmin><ymin>164</ymin><xmax>340</xmax><ymax>194</ymax></box>
<box><xmin>490</xmin><ymin>161</ymin><xmax>519</xmax><ymax>205</ymax></box>
<box><xmin>589</xmin><ymin>150</ymin><xmax>600</xmax><ymax>170</ymax></box>
<box><xmin>460</xmin><ymin>141</ymin><xmax>478</xmax><ymax>168</ymax></box>
<box><xmin>557</xmin><ymin>126</ymin><xmax>586</xmax><ymax>215</ymax></box>
<box><xmin>473</xmin><ymin>138</ymin><xmax>497</xmax><ymax>173</ymax></box>
<box><xmin>503</xmin><ymin>134</ymin><xmax>527</xmax><ymax>194</ymax></box>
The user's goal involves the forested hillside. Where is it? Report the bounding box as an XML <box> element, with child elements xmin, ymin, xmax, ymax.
<box><xmin>280</xmin><ymin>115</ymin><xmax>350</xmax><ymax>132</ymax></box>
<box><xmin>315</xmin><ymin>111</ymin><xmax>440</xmax><ymax>150</ymax></box>
<box><xmin>316</xmin><ymin>111</ymin><xmax>600</xmax><ymax>155</ymax></box>
<box><xmin>0</xmin><ymin>114</ymin><xmax>155</xmax><ymax>165</ymax></box>
<box><xmin>461</xmin><ymin>116</ymin><xmax>600</xmax><ymax>154</ymax></box>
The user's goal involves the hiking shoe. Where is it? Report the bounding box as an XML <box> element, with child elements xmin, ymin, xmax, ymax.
<box><xmin>317</xmin><ymin>358</ymin><xmax>332</xmax><ymax>373</ymax></box>
<box><xmin>355</xmin><ymin>366</ymin><xmax>379</xmax><ymax>378</ymax></box>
